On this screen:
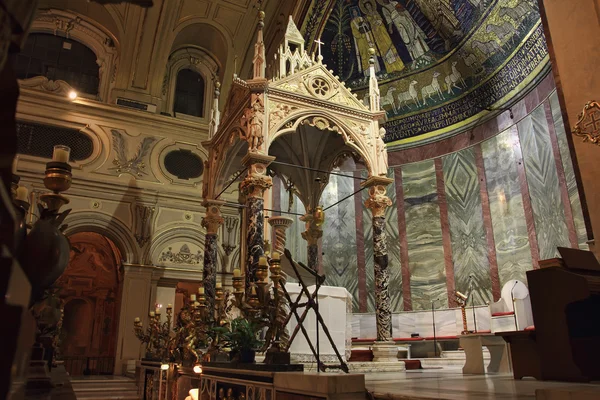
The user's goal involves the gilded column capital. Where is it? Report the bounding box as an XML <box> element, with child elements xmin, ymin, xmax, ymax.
<box><xmin>240</xmin><ymin>162</ymin><xmax>273</xmax><ymax>199</ymax></box>
<box><xmin>365</xmin><ymin>185</ymin><xmax>392</xmax><ymax>218</ymax></box>
<box><xmin>201</xmin><ymin>204</ymin><xmax>224</xmax><ymax>235</ymax></box>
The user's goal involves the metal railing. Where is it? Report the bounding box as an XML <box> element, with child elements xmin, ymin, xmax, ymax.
<box><xmin>62</xmin><ymin>356</ymin><xmax>115</xmax><ymax>376</ymax></box>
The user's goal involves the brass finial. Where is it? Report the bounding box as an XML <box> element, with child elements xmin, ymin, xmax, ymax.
<box><xmin>368</xmin><ymin>47</ymin><xmax>376</xmax><ymax>56</ymax></box>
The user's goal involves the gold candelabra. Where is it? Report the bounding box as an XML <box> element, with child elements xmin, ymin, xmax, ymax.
<box><xmin>232</xmin><ymin>251</ymin><xmax>288</xmax><ymax>362</ymax></box>
<box><xmin>134</xmin><ymin>304</ymin><xmax>174</xmax><ymax>361</ymax></box>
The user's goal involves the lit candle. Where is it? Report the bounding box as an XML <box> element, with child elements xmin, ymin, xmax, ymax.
<box><xmin>16</xmin><ymin>186</ymin><xmax>28</xmax><ymax>202</ymax></box>
<box><xmin>259</xmin><ymin>256</ymin><xmax>268</xmax><ymax>266</ymax></box>
<box><xmin>233</xmin><ymin>269</ymin><xmax>241</xmax><ymax>277</ymax></box>
<box><xmin>52</xmin><ymin>145</ymin><xmax>70</xmax><ymax>163</ymax></box>
<box><xmin>216</xmin><ymin>282</ymin><xmax>222</xmax><ymax>289</ymax></box>
<box><xmin>149</xmin><ymin>311</ymin><xmax>155</xmax><ymax>317</ymax></box>
<box><xmin>190</xmin><ymin>294</ymin><xmax>196</xmax><ymax>301</ymax></box>
<box><xmin>134</xmin><ymin>317</ymin><xmax>140</xmax><ymax>323</ymax></box>
<box><xmin>271</xmin><ymin>251</ymin><xmax>280</xmax><ymax>261</ymax></box>
<box><xmin>155</xmin><ymin>307</ymin><xmax>161</xmax><ymax>314</ymax></box>
<box><xmin>198</xmin><ymin>287</ymin><xmax>205</xmax><ymax>295</ymax></box>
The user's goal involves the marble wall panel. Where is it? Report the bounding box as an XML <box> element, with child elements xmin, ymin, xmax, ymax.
<box><xmin>442</xmin><ymin>149</ymin><xmax>493</xmax><ymax>305</ymax></box>
<box><xmin>402</xmin><ymin>161</ymin><xmax>447</xmax><ymax>310</ymax></box>
<box><xmin>279</xmin><ymin>184</ymin><xmax>308</xmax><ymax>266</ymax></box>
<box><xmin>482</xmin><ymin>128</ymin><xmax>533</xmax><ymax>285</ymax></box>
<box><xmin>518</xmin><ymin>106</ymin><xmax>571</xmax><ymax>259</ymax></box>
<box><xmin>321</xmin><ymin>173</ymin><xmax>360</xmax><ymax>311</ymax></box>
<box><xmin>550</xmin><ymin>92</ymin><xmax>589</xmax><ymax>249</ymax></box>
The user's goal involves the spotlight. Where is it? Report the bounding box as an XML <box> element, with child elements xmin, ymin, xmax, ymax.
<box><xmin>68</xmin><ymin>90</ymin><xmax>78</xmax><ymax>100</ymax></box>
<box><xmin>193</xmin><ymin>364</ymin><xmax>203</xmax><ymax>374</ymax></box>
<box><xmin>160</xmin><ymin>363</ymin><xmax>169</xmax><ymax>370</ymax></box>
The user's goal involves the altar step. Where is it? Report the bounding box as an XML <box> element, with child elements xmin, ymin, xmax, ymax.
<box><xmin>71</xmin><ymin>376</ymin><xmax>139</xmax><ymax>400</ymax></box>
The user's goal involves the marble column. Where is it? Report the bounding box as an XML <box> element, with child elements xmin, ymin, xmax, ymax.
<box><xmin>240</xmin><ymin>154</ymin><xmax>274</xmax><ymax>290</ymax></box>
<box><xmin>268</xmin><ymin>216</ymin><xmax>294</xmax><ymax>347</ymax></box>
<box><xmin>365</xmin><ymin>184</ymin><xmax>393</xmax><ymax>343</ymax></box>
<box><xmin>202</xmin><ymin>204</ymin><xmax>224</xmax><ymax>312</ymax></box>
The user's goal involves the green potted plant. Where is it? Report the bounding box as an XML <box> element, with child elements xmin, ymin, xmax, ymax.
<box><xmin>223</xmin><ymin>317</ymin><xmax>262</xmax><ymax>363</ymax></box>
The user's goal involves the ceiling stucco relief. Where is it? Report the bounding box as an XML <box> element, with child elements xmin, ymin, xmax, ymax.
<box><xmin>302</xmin><ymin>0</ymin><xmax>548</xmax><ymax>147</ymax></box>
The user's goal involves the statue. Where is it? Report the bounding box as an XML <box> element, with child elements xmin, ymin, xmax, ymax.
<box><xmin>243</xmin><ymin>95</ymin><xmax>265</xmax><ymax>151</ymax></box>
<box><xmin>377</xmin><ymin>127</ymin><xmax>388</xmax><ymax>175</ymax></box>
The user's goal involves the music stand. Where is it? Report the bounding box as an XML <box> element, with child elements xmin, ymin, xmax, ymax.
<box><xmin>280</xmin><ymin>249</ymin><xmax>349</xmax><ymax>373</ymax></box>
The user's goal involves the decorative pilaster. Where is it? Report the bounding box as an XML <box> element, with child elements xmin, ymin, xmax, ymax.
<box><xmin>201</xmin><ymin>204</ymin><xmax>224</xmax><ymax>312</ymax></box>
<box><xmin>240</xmin><ymin>153</ymin><xmax>274</xmax><ymax>290</ymax></box>
<box><xmin>300</xmin><ymin>207</ymin><xmax>324</xmax><ymax>272</ymax></box>
<box><xmin>365</xmin><ymin>184</ymin><xmax>393</xmax><ymax>342</ymax></box>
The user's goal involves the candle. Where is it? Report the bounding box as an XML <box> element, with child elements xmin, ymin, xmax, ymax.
<box><xmin>271</xmin><ymin>251</ymin><xmax>280</xmax><ymax>261</ymax></box>
<box><xmin>233</xmin><ymin>269</ymin><xmax>241</xmax><ymax>277</ymax></box>
<box><xmin>259</xmin><ymin>256</ymin><xmax>268</xmax><ymax>266</ymax></box>
<box><xmin>155</xmin><ymin>307</ymin><xmax>161</xmax><ymax>314</ymax></box>
<box><xmin>52</xmin><ymin>145</ymin><xmax>70</xmax><ymax>163</ymax></box>
<box><xmin>167</xmin><ymin>304</ymin><xmax>172</xmax><ymax>309</ymax></box>
<box><xmin>190</xmin><ymin>294</ymin><xmax>196</xmax><ymax>301</ymax></box>
<box><xmin>198</xmin><ymin>287</ymin><xmax>205</xmax><ymax>295</ymax></box>
<box><xmin>134</xmin><ymin>317</ymin><xmax>140</xmax><ymax>323</ymax></box>
<box><xmin>216</xmin><ymin>282</ymin><xmax>222</xmax><ymax>289</ymax></box>
<box><xmin>149</xmin><ymin>311</ymin><xmax>155</xmax><ymax>317</ymax></box>
<box><xmin>16</xmin><ymin>186</ymin><xmax>28</xmax><ymax>202</ymax></box>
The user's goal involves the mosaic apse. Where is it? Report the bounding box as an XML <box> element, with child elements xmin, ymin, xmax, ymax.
<box><xmin>442</xmin><ymin>149</ymin><xmax>492</xmax><ymax>305</ymax></box>
<box><xmin>302</xmin><ymin>0</ymin><xmax>548</xmax><ymax>144</ymax></box>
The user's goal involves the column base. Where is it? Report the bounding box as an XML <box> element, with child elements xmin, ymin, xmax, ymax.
<box><xmin>372</xmin><ymin>341</ymin><xmax>398</xmax><ymax>362</ymax></box>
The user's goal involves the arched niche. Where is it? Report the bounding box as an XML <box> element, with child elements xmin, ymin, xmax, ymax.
<box><xmin>145</xmin><ymin>226</ymin><xmax>226</xmax><ymax>271</ymax></box>
<box><xmin>63</xmin><ymin>211</ymin><xmax>139</xmax><ymax>264</ymax></box>
<box><xmin>27</xmin><ymin>9</ymin><xmax>120</xmax><ymax>102</ymax></box>
<box><xmin>162</xmin><ymin>47</ymin><xmax>219</xmax><ymax>120</ymax></box>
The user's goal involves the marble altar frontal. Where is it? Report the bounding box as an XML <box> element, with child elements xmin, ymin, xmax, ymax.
<box><xmin>286</xmin><ymin>284</ymin><xmax>352</xmax><ymax>362</ymax></box>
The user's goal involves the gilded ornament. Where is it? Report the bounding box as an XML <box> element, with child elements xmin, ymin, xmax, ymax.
<box><xmin>572</xmin><ymin>101</ymin><xmax>600</xmax><ymax>145</ymax></box>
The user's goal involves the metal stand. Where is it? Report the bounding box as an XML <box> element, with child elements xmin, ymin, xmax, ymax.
<box><xmin>431</xmin><ymin>300</ymin><xmax>437</xmax><ymax>358</ymax></box>
<box><xmin>280</xmin><ymin>249</ymin><xmax>349</xmax><ymax>373</ymax></box>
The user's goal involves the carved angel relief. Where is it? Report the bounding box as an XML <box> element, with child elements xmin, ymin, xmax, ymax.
<box><xmin>110</xmin><ymin>129</ymin><xmax>157</xmax><ymax>177</ymax></box>
<box><xmin>269</xmin><ymin>103</ymin><xmax>298</xmax><ymax>130</ymax></box>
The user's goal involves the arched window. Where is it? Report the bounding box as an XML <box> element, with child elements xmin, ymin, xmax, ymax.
<box><xmin>173</xmin><ymin>68</ymin><xmax>205</xmax><ymax>118</ymax></box>
<box><xmin>14</xmin><ymin>33</ymin><xmax>100</xmax><ymax>95</ymax></box>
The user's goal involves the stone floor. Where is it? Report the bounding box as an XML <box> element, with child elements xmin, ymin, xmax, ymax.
<box><xmin>364</xmin><ymin>369</ymin><xmax>600</xmax><ymax>400</ymax></box>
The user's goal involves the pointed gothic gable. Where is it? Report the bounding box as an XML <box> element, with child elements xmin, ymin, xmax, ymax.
<box><xmin>269</xmin><ymin>63</ymin><xmax>370</xmax><ymax>113</ymax></box>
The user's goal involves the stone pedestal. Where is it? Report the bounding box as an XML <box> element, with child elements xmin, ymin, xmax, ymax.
<box><xmin>371</xmin><ymin>341</ymin><xmax>398</xmax><ymax>363</ymax></box>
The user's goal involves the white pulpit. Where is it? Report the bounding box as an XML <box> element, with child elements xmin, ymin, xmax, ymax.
<box><xmin>285</xmin><ymin>283</ymin><xmax>352</xmax><ymax>363</ymax></box>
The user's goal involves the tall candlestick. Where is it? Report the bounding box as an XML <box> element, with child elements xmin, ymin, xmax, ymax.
<box><xmin>52</xmin><ymin>145</ymin><xmax>71</xmax><ymax>163</ymax></box>
<box><xmin>16</xmin><ymin>186</ymin><xmax>28</xmax><ymax>202</ymax></box>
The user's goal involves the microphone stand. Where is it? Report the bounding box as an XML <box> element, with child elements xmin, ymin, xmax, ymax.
<box><xmin>469</xmin><ymin>276</ymin><xmax>477</xmax><ymax>333</ymax></box>
<box><xmin>511</xmin><ymin>280</ymin><xmax>518</xmax><ymax>331</ymax></box>
<box><xmin>431</xmin><ymin>299</ymin><xmax>438</xmax><ymax>358</ymax></box>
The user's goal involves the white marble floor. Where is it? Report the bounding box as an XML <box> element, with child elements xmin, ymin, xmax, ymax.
<box><xmin>365</xmin><ymin>369</ymin><xmax>600</xmax><ymax>400</ymax></box>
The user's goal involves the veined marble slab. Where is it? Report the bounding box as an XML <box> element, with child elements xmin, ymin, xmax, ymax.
<box><xmin>482</xmin><ymin>128</ymin><xmax>533</xmax><ymax>286</ymax></box>
<box><xmin>321</xmin><ymin>173</ymin><xmax>361</xmax><ymax>311</ymax></box>
<box><xmin>442</xmin><ymin>149</ymin><xmax>493</xmax><ymax>305</ymax></box>
<box><xmin>402</xmin><ymin>161</ymin><xmax>447</xmax><ymax>310</ymax></box>
<box><xmin>550</xmin><ymin>91</ymin><xmax>589</xmax><ymax>250</ymax></box>
<box><xmin>518</xmin><ymin>106</ymin><xmax>570</xmax><ymax>259</ymax></box>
